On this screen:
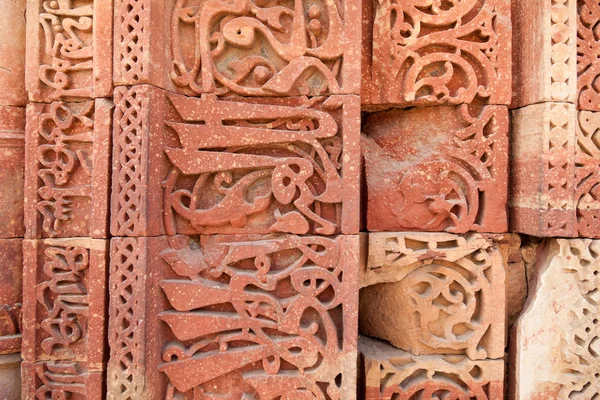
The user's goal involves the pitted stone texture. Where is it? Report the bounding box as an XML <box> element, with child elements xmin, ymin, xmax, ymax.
<box><xmin>26</xmin><ymin>0</ymin><xmax>113</xmax><ymax>102</ymax></box>
<box><xmin>0</xmin><ymin>0</ymin><xmax>26</xmax><ymax>106</ymax></box>
<box><xmin>21</xmin><ymin>361</ymin><xmax>103</xmax><ymax>399</ymax></box>
<box><xmin>111</xmin><ymin>85</ymin><xmax>360</xmax><ymax>237</ymax></box>
<box><xmin>0</xmin><ymin>239</ymin><xmax>23</xmax><ymax>355</ymax></box>
<box><xmin>360</xmin><ymin>336</ymin><xmax>505</xmax><ymax>400</ymax></box>
<box><xmin>0</xmin><ymin>354</ymin><xmax>22</xmax><ymax>400</ymax></box>
<box><xmin>360</xmin><ymin>233</ymin><xmax>507</xmax><ymax>360</ymax></box>
<box><xmin>114</xmin><ymin>0</ymin><xmax>360</xmax><ymax>97</ymax></box>
<box><xmin>107</xmin><ymin>234</ymin><xmax>359</xmax><ymax>399</ymax></box>
<box><xmin>0</xmin><ymin>106</ymin><xmax>25</xmax><ymax>238</ymax></box>
<box><xmin>510</xmin><ymin>239</ymin><xmax>600</xmax><ymax>400</ymax></box>
<box><xmin>362</xmin><ymin>0</ymin><xmax>511</xmax><ymax>108</ymax></box>
<box><xmin>512</xmin><ymin>0</ymin><xmax>577</xmax><ymax>108</ymax></box>
<box><xmin>22</xmin><ymin>238</ymin><xmax>107</xmax><ymax>369</ymax></box>
<box><xmin>24</xmin><ymin>100</ymin><xmax>112</xmax><ymax>239</ymax></box>
<box><xmin>363</xmin><ymin>106</ymin><xmax>508</xmax><ymax>233</ymax></box>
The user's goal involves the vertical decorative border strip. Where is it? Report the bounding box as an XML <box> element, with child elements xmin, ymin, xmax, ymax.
<box><xmin>113</xmin><ymin>0</ymin><xmax>150</xmax><ymax>85</ymax></box>
<box><xmin>111</xmin><ymin>86</ymin><xmax>148</xmax><ymax>237</ymax></box>
<box><xmin>108</xmin><ymin>237</ymin><xmax>147</xmax><ymax>399</ymax></box>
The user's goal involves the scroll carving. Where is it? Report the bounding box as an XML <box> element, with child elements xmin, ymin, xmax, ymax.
<box><xmin>360</xmin><ymin>233</ymin><xmax>506</xmax><ymax>360</ymax></box>
<box><xmin>170</xmin><ymin>0</ymin><xmax>359</xmax><ymax>96</ymax></box>
<box><xmin>366</xmin><ymin>0</ymin><xmax>511</xmax><ymax>106</ymax></box>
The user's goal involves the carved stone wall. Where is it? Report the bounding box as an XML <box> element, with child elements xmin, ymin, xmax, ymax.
<box><xmin>4</xmin><ymin>0</ymin><xmax>600</xmax><ymax>398</ymax></box>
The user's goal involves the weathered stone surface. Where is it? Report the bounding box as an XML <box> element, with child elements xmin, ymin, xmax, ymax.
<box><xmin>360</xmin><ymin>233</ymin><xmax>507</xmax><ymax>360</ymax></box>
<box><xmin>363</xmin><ymin>0</ymin><xmax>511</xmax><ymax>108</ymax></box>
<box><xmin>511</xmin><ymin>102</ymin><xmax>577</xmax><ymax>236</ymax></box>
<box><xmin>512</xmin><ymin>0</ymin><xmax>577</xmax><ymax>108</ymax></box>
<box><xmin>24</xmin><ymin>100</ymin><xmax>112</xmax><ymax>239</ymax></box>
<box><xmin>21</xmin><ymin>361</ymin><xmax>103</xmax><ymax>399</ymax></box>
<box><xmin>0</xmin><ymin>239</ymin><xmax>23</xmax><ymax>355</ymax></box>
<box><xmin>0</xmin><ymin>106</ymin><xmax>25</xmax><ymax>238</ymax></box>
<box><xmin>0</xmin><ymin>0</ymin><xmax>26</xmax><ymax>106</ymax></box>
<box><xmin>114</xmin><ymin>0</ymin><xmax>360</xmax><ymax>96</ymax></box>
<box><xmin>511</xmin><ymin>104</ymin><xmax>600</xmax><ymax>237</ymax></box>
<box><xmin>22</xmin><ymin>238</ymin><xmax>107</xmax><ymax>369</ymax></box>
<box><xmin>578</xmin><ymin>0</ymin><xmax>600</xmax><ymax>111</ymax></box>
<box><xmin>363</xmin><ymin>106</ymin><xmax>508</xmax><ymax>233</ymax></box>
<box><xmin>26</xmin><ymin>0</ymin><xmax>113</xmax><ymax>102</ymax></box>
<box><xmin>360</xmin><ymin>336</ymin><xmax>505</xmax><ymax>400</ymax></box>
<box><xmin>506</xmin><ymin>235</ymin><xmax>540</xmax><ymax>327</ymax></box>
<box><xmin>510</xmin><ymin>239</ymin><xmax>600</xmax><ymax>399</ymax></box>
<box><xmin>0</xmin><ymin>353</ymin><xmax>22</xmax><ymax>400</ymax></box>
<box><xmin>111</xmin><ymin>85</ymin><xmax>360</xmax><ymax>237</ymax></box>
<box><xmin>108</xmin><ymin>234</ymin><xmax>359</xmax><ymax>399</ymax></box>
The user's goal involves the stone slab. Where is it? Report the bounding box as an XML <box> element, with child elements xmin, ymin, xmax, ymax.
<box><xmin>110</xmin><ymin>85</ymin><xmax>360</xmax><ymax>237</ymax></box>
<box><xmin>363</xmin><ymin>105</ymin><xmax>508</xmax><ymax>233</ymax></box>
<box><xmin>107</xmin><ymin>234</ymin><xmax>359</xmax><ymax>399</ymax></box>
<box><xmin>360</xmin><ymin>232</ymin><xmax>507</xmax><ymax>360</ymax></box>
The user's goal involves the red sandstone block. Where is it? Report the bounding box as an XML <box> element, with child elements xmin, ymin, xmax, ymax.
<box><xmin>363</xmin><ymin>105</ymin><xmax>508</xmax><ymax>233</ymax></box>
<box><xmin>360</xmin><ymin>233</ymin><xmax>507</xmax><ymax>360</ymax></box>
<box><xmin>362</xmin><ymin>0</ymin><xmax>511</xmax><ymax>108</ymax></box>
<box><xmin>26</xmin><ymin>0</ymin><xmax>113</xmax><ymax>102</ymax></box>
<box><xmin>22</xmin><ymin>238</ymin><xmax>108</xmax><ymax>368</ymax></box>
<box><xmin>512</xmin><ymin>104</ymin><xmax>600</xmax><ymax>237</ymax></box>
<box><xmin>0</xmin><ymin>0</ymin><xmax>26</xmax><ymax>106</ymax></box>
<box><xmin>113</xmin><ymin>0</ymin><xmax>360</xmax><ymax>96</ymax></box>
<box><xmin>108</xmin><ymin>234</ymin><xmax>359</xmax><ymax>399</ymax></box>
<box><xmin>512</xmin><ymin>0</ymin><xmax>577</xmax><ymax>108</ymax></box>
<box><xmin>24</xmin><ymin>100</ymin><xmax>113</xmax><ymax>239</ymax></box>
<box><xmin>0</xmin><ymin>239</ymin><xmax>23</xmax><ymax>355</ymax></box>
<box><xmin>110</xmin><ymin>85</ymin><xmax>360</xmax><ymax>237</ymax></box>
<box><xmin>360</xmin><ymin>336</ymin><xmax>505</xmax><ymax>400</ymax></box>
<box><xmin>0</xmin><ymin>106</ymin><xmax>25</xmax><ymax>238</ymax></box>
<box><xmin>21</xmin><ymin>361</ymin><xmax>103</xmax><ymax>399</ymax></box>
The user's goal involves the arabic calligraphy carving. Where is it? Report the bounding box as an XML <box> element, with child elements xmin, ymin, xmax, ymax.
<box><xmin>29</xmin><ymin>0</ymin><xmax>112</xmax><ymax>101</ymax></box>
<box><xmin>158</xmin><ymin>234</ymin><xmax>358</xmax><ymax>398</ymax></box>
<box><xmin>162</xmin><ymin>94</ymin><xmax>358</xmax><ymax>235</ymax></box>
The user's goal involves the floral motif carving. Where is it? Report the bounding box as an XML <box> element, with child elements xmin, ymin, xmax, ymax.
<box><xmin>360</xmin><ymin>233</ymin><xmax>506</xmax><ymax>360</ymax></box>
<box><xmin>363</xmin><ymin>105</ymin><xmax>508</xmax><ymax>233</ymax></box>
<box><xmin>365</xmin><ymin>0</ymin><xmax>511</xmax><ymax>106</ymax></box>
<box><xmin>360</xmin><ymin>336</ymin><xmax>505</xmax><ymax>400</ymax></box>
<box><xmin>169</xmin><ymin>0</ymin><xmax>359</xmax><ymax>96</ymax></box>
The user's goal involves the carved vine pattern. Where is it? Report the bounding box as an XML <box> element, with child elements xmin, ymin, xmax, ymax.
<box><xmin>171</xmin><ymin>0</ymin><xmax>347</xmax><ymax>96</ymax></box>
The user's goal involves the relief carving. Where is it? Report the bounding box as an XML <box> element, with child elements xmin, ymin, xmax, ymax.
<box><xmin>360</xmin><ymin>233</ymin><xmax>506</xmax><ymax>360</ymax></box>
<box><xmin>365</xmin><ymin>0</ymin><xmax>511</xmax><ymax>106</ymax></box>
